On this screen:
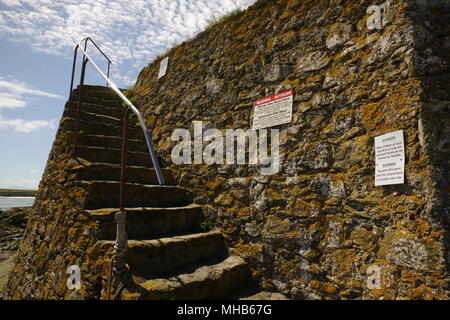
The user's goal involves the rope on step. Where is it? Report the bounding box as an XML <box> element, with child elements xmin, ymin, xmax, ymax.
<box><xmin>107</xmin><ymin>260</ymin><xmax>129</xmax><ymax>300</ymax></box>
<box><xmin>113</xmin><ymin>211</ymin><xmax>128</xmax><ymax>274</ymax></box>
<box><xmin>107</xmin><ymin>211</ymin><xmax>128</xmax><ymax>300</ymax></box>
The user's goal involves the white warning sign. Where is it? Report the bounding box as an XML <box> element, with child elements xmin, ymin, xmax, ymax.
<box><xmin>375</xmin><ymin>130</ymin><xmax>405</xmax><ymax>186</ymax></box>
<box><xmin>158</xmin><ymin>56</ymin><xmax>169</xmax><ymax>79</ymax></box>
<box><xmin>252</xmin><ymin>90</ymin><xmax>293</xmax><ymax>130</ymax></box>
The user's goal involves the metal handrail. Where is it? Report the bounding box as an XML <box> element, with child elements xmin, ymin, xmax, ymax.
<box><xmin>69</xmin><ymin>38</ymin><xmax>166</xmax><ymax>299</ymax></box>
<box><xmin>71</xmin><ymin>38</ymin><xmax>165</xmax><ymax>185</ymax></box>
<box><xmin>70</xmin><ymin>38</ymin><xmax>111</xmax><ymax>96</ymax></box>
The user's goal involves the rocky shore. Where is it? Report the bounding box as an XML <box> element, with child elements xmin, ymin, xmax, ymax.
<box><xmin>0</xmin><ymin>207</ymin><xmax>30</xmax><ymax>299</ymax></box>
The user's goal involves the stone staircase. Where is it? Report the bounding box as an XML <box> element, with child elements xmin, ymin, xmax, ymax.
<box><xmin>61</xmin><ymin>85</ymin><xmax>255</xmax><ymax>300</ymax></box>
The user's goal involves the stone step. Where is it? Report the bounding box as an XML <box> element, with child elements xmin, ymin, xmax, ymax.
<box><xmin>69</xmin><ymin>94</ymin><xmax>124</xmax><ymax>107</ymax></box>
<box><xmin>74</xmin><ymin>134</ymin><xmax>147</xmax><ymax>153</ymax></box>
<box><xmin>69</xmin><ymin>161</ymin><xmax>173</xmax><ymax>184</ymax></box>
<box><xmin>63</xmin><ymin>109</ymin><xmax>142</xmax><ymax>130</ymax></box>
<box><xmin>123</xmin><ymin>256</ymin><xmax>249</xmax><ymax>300</ymax></box>
<box><xmin>96</xmin><ymin>231</ymin><xmax>228</xmax><ymax>279</ymax></box>
<box><xmin>63</xmin><ymin>109</ymin><xmax>125</xmax><ymax>127</ymax></box>
<box><xmin>74</xmin><ymin>146</ymin><xmax>155</xmax><ymax>167</ymax></box>
<box><xmin>239</xmin><ymin>291</ymin><xmax>289</xmax><ymax>300</ymax></box>
<box><xmin>76</xmin><ymin>85</ymin><xmax>119</xmax><ymax>94</ymax></box>
<box><xmin>78</xmin><ymin>181</ymin><xmax>187</xmax><ymax>209</ymax></box>
<box><xmin>72</xmin><ymin>87</ymin><xmax>122</xmax><ymax>101</ymax></box>
<box><xmin>65</xmin><ymin>101</ymin><xmax>126</xmax><ymax>119</ymax></box>
<box><xmin>88</xmin><ymin>204</ymin><xmax>203</xmax><ymax>240</ymax></box>
<box><xmin>62</xmin><ymin>117</ymin><xmax>144</xmax><ymax>139</ymax></box>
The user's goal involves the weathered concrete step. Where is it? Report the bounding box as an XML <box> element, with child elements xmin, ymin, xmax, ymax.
<box><xmin>69</xmin><ymin>161</ymin><xmax>173</xmax><ymax>184</ymax></box>
<box><xmin>74</xmin><ymin>134</ymin><xmax>147</xmax><ymax>153</ymax></box>
<box><xmin>88</xmin><ymin>204</ymin><xmax>203</xmax><ymax>240</ymax></box>
<box><xmin>65</xmin><ymin>101</ymin><xmax>125</xmax><ymax>119</ymax></box>
<box><xmin>78</xmin><ymin>181</ymin><xmax>187</xmax><ymax>209</ymax></box>
<box><xmin>62</xmin><ymin>117</ymin><xmax>144</xmax><ymax>139</ymax></box>
<box><xmin>74</xmin><ymin>146</ymin><xmax>154</xmax><ymax>167</ymax></box>
<box><xmin>97</xmin><ymin>231</ymin><xmax>227</xmax><ymax>279</ymax></box>
<box><xmin>123</xmin><ymin>256</ymin><xmax>249</xmax><ymax>300</ymax></box>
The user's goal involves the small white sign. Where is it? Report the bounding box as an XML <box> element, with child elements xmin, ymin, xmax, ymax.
<box><xmin>375</xmin><ymin>130</ymin><xmax>405</xmax><ymax>186</ymax></box>
<box><xmin>252</xmin><ymin>89</ymin><xmax>293</xmax><ymax>130</ymax></box>
<box><xmin>158</xmin><ymin>56</ymin><xmax>169</xmax><ymax>79</ymax></box>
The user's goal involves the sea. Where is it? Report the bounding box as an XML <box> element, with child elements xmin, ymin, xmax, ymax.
<box><xmin>0</xmin><ymin>196</ymin><xmax>35</xmax><ymax>210</ymax></box>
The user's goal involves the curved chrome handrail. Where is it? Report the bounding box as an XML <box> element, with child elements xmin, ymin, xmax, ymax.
<box><xmin>76</xmin><ymin>38</ymin><xmax>165</xmax><ymax>185</ymax></box>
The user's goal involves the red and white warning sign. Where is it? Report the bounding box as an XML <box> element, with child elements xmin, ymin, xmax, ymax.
<box><xmin>252</xmin><ymin>89</ymin><xmax>293</xmax><ymax>130</ymax></box>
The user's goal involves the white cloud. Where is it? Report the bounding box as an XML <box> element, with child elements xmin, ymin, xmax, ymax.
<box><xmin>0</xmin><ymin>179</ymin><xmax>40</xmax><ymax>190</ymax></box>
<box><xmin>0</xmin><ymin>0</ymin><xmax>22</xmax><ymax>7</ymax></box>
<box><xmin>0</xmin><ymin>77</ymin><xmax>60</xmax><ymax>133</ymax></box>
<box><xmin>0</xmin><ymin>92</ymin><xmax>26</xmax><ymax>109</ymax></box>
<box><xmin>0</xmin><ymin>0</ymin><xmax>257</xmax><ymax>87</ymax></box>
<box><xmin>0</xmin><ymin>76</ymin><xmax>63</xmax><ymax>109</ymax></box>
<box><xmin>0</xmin><ymin>78</ymin><xmax>63</xmax><ymax>99</ymax></box>
<box><xmin>0</xmin><ymin>114</ymin><xmax>57</xmax><ymax>132</ymax></box>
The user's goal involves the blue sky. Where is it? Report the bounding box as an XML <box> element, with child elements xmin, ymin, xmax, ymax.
<box><xmin>0</xmin><ymin>0</ymin><xmax>256</xmax><ymax>189</ymax></box>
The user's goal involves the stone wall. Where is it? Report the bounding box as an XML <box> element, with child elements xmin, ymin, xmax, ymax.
<box><xmin>412</xmin><ymin>1</ymin><xmax>450</xmax><ymax>288</ymax></box>
<box><xmin>4</xmin><ymin>0</ymin><xmax>449</xmax><ymax>300</ymax></box>
<box><xmin>4</xmin><ymin>106</ymin><xmax>115</xmax><ymax>300</ymax></box>
<box><xmin>133</xmin><ymin>0</ymin><xmax>450</xmax><ymax>299</ymax></box>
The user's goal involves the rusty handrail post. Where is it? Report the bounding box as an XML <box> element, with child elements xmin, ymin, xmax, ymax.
<box><xmin>106</xmin><ymin>61</ymin><xmax>111</xmax><ymax>87</ymax></box>
<box><xmin>108</xmin><ymin>107</ymin><xmax>130</xmax><ymax>299</ymax></box>
<box><xmin>72</xmin><ymin>59</ymin><xmax>88</xmax><ymax>157</ymax></box>
<box><xmin>69</xmin><ymin>45</ymin><xmax>79</xmax><ymax>98</ymax></box>
<box><xmin>72</xmin><ymin>40</ymin><xmax>89</xmax><ymax>158</ymax></box>
<box><xmin>120</xmin><ymin>108</ymin><xmax>129</xmax><ymax>212</ymax></box>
